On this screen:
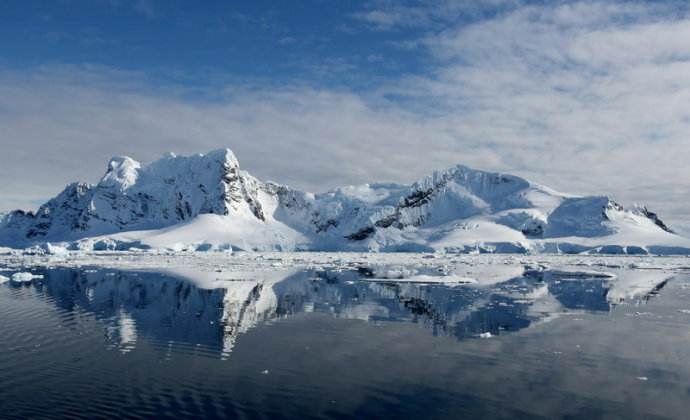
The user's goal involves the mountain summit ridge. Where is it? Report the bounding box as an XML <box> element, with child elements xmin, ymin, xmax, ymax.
<box><xmin>1</xmin><ymin>148</ymin><xmax>688</xmax><ymax>254</ymax></box>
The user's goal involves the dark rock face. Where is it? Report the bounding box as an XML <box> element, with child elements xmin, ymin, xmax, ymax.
<box><xmin>0</xmin><ymin>150</ymin><xmax>272</xmax><ymax>245</ymax></box>
<box><xmin>374</xmin><ymin>214</ymin><xmax>399</xmax><ymax>229</ymax></box>
<box><xmin>222</xmin><ymin>161</ymin><xmax>243</xmax><ymax>210</ymax></box>
<box><xmin>521</xmin><ymin>224</ymin><xmax>544</xmax><ymax>238</ymax></box>
<box><xmin>638</xmin><ymin>206</ymin><xmax>674</xmax><ymax>233</ymax></box>
<box><xmin>0</xmin><ymin>149</ymin><xmax>683</xmax><ymax>252</ymax></box>
<box><xmin>345</xmin><ymin>227</ymin><xmax>376</xmax><ymax>241</ymax></box>
<box><xmin>24</xmin><ymin>182</ymin><xmax>95</xmax><ymax>239</ymax></box>
<box><xmin>401</xmin><ymin>188</ymin><xmax>436</xmax><ymax>209</ymax></box>
<box><xmin>315</xmin><ymin>219</ymin><xmax>338</xmax><ymax>233</ymax></box>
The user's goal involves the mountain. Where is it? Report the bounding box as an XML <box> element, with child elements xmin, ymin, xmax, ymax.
<box><xmin>1</xmin><ymin>148</ymin><xmax>689</xmax><ymax>254</ymax></box>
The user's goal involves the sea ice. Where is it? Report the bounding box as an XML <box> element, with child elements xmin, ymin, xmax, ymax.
<box><xmin>11</xmin><ymin>272</ymin><xmax>44</xmax><ymax>282</ymax></box>
<box><xmin>44</xmin><ymin>243</ymin><xmax>69</xmax><ymax>256</ymax></box>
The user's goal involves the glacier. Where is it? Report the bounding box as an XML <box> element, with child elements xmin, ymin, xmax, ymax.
<box><xmin>1</xmin><ymin>148</ymin><xmax>689</xmax><ymax>254</ymax></box>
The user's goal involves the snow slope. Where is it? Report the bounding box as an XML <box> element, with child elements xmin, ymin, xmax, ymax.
<box><xmin>1</xmin><ymin>148</ymin><xmax>689</xmax><ymax>254</ymax></box>
<box><xmin>81</xmin><ymin>213</ymin><xmax>309</xmax><ymax>252</ymax></box>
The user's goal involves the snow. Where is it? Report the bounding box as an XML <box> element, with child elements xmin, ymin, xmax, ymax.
<box><xmin>426</xmin><ymin>219</ymin><xmax>531</xmax><ymax>252</ymax></box>
<box><xmin>521</xmin><ymin>183</ymin><xmax>570</xmax><ymax>212</ymax></box>
<box><xmin>100</xmin><ymin>156</ymin><xmax>141</xmax><ymax>190</ymax></box>
<box><xmin>2</xmin><ymin>147</ymin><xmax>690</xmax><ymax>255</ymax></box>
<box><xmin>535</xmin><ymin>206</ymin><xmax>690</xmax><ymax>255</ymax></box>
<box><xmin>2</xmin><ymin>251</ymin><xmax>687</xmax><ymax>282</ymax></box>
<box><xmin>95</xmin><ymin>213</ymin><xmax>309</xmax><ymax>252</ymax></box>
<box><xmin>44</xmin><ymin>243</ymin><xmax>69</xmax><ymax>256</ymax></box>
<box><xmin>544</xmin><ymin>196</ymin><xmax>614</xmax><ymax>238</ymax></box>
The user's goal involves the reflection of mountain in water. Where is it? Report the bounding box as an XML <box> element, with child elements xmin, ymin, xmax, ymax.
<box><xmin>34</xmin><ymin>269</ymin><xmax>230</xmax><ymax>353</ymax></box>
<box><xmin>17</xmin><ymin>266</ymin><xmax>671</xmax><ymax>358</ymax></box>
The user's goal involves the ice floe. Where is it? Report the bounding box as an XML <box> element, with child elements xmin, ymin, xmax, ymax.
<box><xmin>11</xmin><ymin>272</ymin><xmax>44</xmax><ymax>282</ymax></box>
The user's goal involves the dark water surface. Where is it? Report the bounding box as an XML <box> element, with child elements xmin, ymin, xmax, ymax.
<box><xmin>1</xmin><ymin>265</ymin><xmax>690</xmax><ymax>419</ymax></box>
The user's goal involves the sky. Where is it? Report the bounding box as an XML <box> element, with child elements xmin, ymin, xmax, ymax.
<box><xmin>1</xmin><ymin>0</ymin><xmax>690</xmax><ymax>233</ymax></box>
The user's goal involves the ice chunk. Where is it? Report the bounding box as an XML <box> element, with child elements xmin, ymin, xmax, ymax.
<box><xmin>44</xmin><ymin>243</ymin><xmax>69</xmax><ymax>256</ymax></box>
<box><xmin>11</xmin><ymin>272</ymin><xmax>44</xmax><ymax>282</ymax></box>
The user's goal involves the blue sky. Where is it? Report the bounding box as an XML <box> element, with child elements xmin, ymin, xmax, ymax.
<box><xmin>1</xmin><ymin>0</ymin><xmax>438</xmax><ymax>93</ymax></box>
<box><xmin>1</xmin><ymin>0</ymin><xmax>690</xmax><ymax>232</ymax></box>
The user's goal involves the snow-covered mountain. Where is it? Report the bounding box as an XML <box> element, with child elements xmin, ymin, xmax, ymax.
<box><xmin>1</xmin><ymin>148</ymin><xmax>689</xmax><ymax>254</ymax></box>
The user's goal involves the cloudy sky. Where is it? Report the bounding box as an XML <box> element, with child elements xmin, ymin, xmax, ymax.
<box><xmin>1</xmin><ymin>0</ymin><xmax>690</xmax><ymax>233</ymax></box>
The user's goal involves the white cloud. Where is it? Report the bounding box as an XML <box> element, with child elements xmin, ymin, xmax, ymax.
<box><xmin>1</xmin><ymin>1</ymin><xmax>690</xmax><ymax>232</ymax></box>
<box><xmin>378</xmin><ymin>1</ymin><xmax>690</xmax><ymax>225</ymax></box>
<box><xmin>353</xmin><ymin>0</ymin><xmax>519</xmax><ymax>31</ymax></box>
<box><xmin>0</xmin><ymin>67</ymin><xmax>474</xmax><ymax>212</ymax></box>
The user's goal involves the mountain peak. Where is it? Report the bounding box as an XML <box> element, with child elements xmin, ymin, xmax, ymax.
<box><xmin>99</xmin><ymin>156</ymin><xmax>141</xmax><ymax>190</ymax></box>
<box><xmin>204</xmin><ymin>148</ymin><xmax>240</xmax><ymax>168</ymax></box>
<box><xmin>0</xmin><ymin>149</ymin><xmax>687</xmax><ymax>254</ymax></box>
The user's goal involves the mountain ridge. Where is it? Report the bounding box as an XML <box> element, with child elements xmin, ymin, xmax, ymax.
<box><xmin>1</xmin><ymin>148</ymin><xmax>688</xmax><ymax>254</ymax></box>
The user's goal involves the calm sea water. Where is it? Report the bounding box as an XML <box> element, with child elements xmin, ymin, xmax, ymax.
<box><xmin>1</xmin><ymin>265</ymin><xmax>690</xmax><ymax>419</ymax></box>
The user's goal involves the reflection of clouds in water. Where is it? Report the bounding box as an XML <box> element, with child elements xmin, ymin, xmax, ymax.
<box><xmin>524</xmin><ymin>285</ymin><xmax>568</xmax><ymax>325</ymax></box>
<box><xmin>2</xmin><ymin>265</ymin><xmax>689</xmax><ymax>419</ymax></box>
<box><xmin>26</xmin><ymin>264</ymin><xmax>676</xmax><ymax>360</ymax></box>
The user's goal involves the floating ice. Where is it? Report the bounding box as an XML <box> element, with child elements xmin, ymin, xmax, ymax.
<box><xmin>11</xmin><ymin>272</ymin><xmax>43</xmax><ymax>282</ymax></box>
<box><xmin>44</xmin><ymin>243</ymin><xmax>69</xmax><ymax>256</ymax></box>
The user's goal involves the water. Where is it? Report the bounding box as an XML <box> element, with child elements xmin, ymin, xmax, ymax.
<box><xmin>1</xmin><ymin>265</ymin><xmax>690</xmax><ymax>419</ymax></box>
